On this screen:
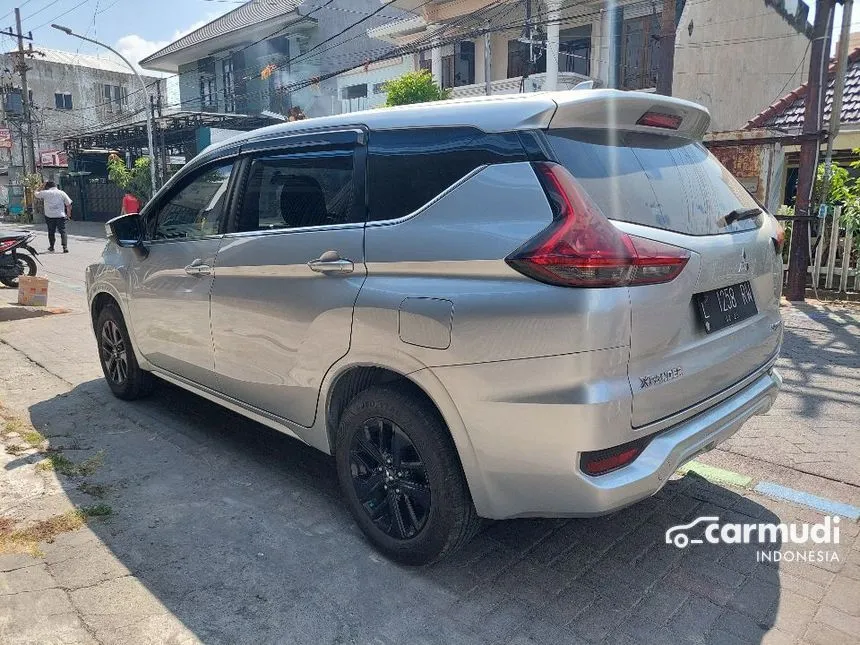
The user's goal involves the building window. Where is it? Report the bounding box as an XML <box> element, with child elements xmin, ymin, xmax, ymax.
<box><xmin>418</xmin><ymin>50</ymin><xmax>432</xmax><ymax>73</ymax></box>
<box><xmin>97</xmin><ymin>84</ymin><xmax>125</xmax><ymax>112</ymax></box>
<box><xmin>372</xmin><ymin>82</ymin><xmax>387</xmax><ymax>95</ymax></box>
<box><xmin>222</xmin><ymin>58</ymin><xmax>235</xmax><ymax>112</ymax></box>
<box><xmin>507</xmin><ymin>39</ymin><xmax>546</xmax><ymax>78</ymax></box>
<box><xmin>559</xmin><ymin>26</ymin><xmax>592</xmax><ymax>76</ymax></box>
<box><xmin>620</xmin><ymin>13</ymin><xmax>661</xmax><ymax>90</ymax></box>
<box><xmin>200</xmin><ymin>75</ymin><xmax>217</xmax><ymax>109</ymax></box>
<box><xmin>441</xmin><ymin>41</ymin><xmax>475</xmax><ymax>88</ymax></box>
<box><xmin>54</xmin><ymin>92</ymin><xmax>72</xmax><ymax>110</ymax></box>
<box><xmin>341</xmin><ymin>84</ymin><xmax>367</xmax><ymax>100</ymax></box>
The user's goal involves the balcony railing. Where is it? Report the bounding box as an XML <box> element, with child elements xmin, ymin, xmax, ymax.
<box><xmin>449</xmin><ymin>71</ymin><xmax>593</xmax><ymax>98</ymax></box>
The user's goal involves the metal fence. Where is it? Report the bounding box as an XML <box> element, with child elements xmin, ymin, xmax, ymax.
<box><xmin>60</xmin><ymin>177</ymin><xmax>124</xmax><ymax>222</ymax></box>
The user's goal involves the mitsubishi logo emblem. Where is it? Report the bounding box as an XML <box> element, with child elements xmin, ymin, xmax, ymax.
<box><xmin>738</xmin><ymin>248</ymin><xmax>750</xmax><ymax>274</ymax></box>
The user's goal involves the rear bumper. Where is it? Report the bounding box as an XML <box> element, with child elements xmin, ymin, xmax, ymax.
<box><xmin>433</xmin><ymin>351</ymin><xmax>780</xmax><ymax>519</ymax></box>
<box><xmin>568</xmin><ymin>367</ymin><xmax>781</xmax><ymax>517</ymax></box>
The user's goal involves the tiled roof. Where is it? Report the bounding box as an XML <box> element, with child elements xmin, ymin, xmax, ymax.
<box><xmin>140</xmin><ymin>0</ymin><xmax>302</xmax><ymax>66</ymax></box>
<box><xmin>746</xmin><ymin>47</ymin><xmax>860</xmax><ymax>130</ymax></box>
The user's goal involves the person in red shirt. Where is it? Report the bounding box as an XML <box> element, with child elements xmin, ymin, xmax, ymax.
<box><xmin>121</xmin><ymin>193</ymin><xmax>141</xmax><ymax>216</ymax></box>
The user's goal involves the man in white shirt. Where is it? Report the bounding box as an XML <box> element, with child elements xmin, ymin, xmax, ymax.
<box><xmin>34</xmin><ymin>181</ymin><xmax>72</xmax><ymax>253</ymax></box>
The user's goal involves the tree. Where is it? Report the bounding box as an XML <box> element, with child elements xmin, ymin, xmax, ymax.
<box><xmin>106</xmin><ymin>154</ymin><xmax>153</xmax><ymax>202</ymax></box>
<box><xmin>384</xmin><ymin>70</ymin><xmax>450</xmax><ymax>107</ymax></box>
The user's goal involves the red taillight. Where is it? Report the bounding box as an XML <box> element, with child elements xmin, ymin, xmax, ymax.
<box><xmin>506</xmin><ymin>163</ymin><xmax>689</xmax><ymax>288</ymax></box>
<box><xmin>636</xmin><ymin>111</ymin><xmax>683</xmax><ymax>129</ymax></box>
<box><xmin>0</xmin><ymin>239</ymin><xmax>16</xmax><ymax>253</ymax></box>
<box><xmin>581</xmin><ymin>438</ymin><xmax>650</xmax><ymax>476</ymax></box>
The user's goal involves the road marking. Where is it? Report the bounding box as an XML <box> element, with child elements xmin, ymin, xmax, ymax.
<box><xmin>677</xmin><ymin>462</ymin><xmax>859</xmax><ymax>520</ymax></box>
<box><xmin>677</xmin><ymin>461</ymin><xmax>752</xmax><ymax>488</ymax></box>
<box><xmin>753</xmin><ymin>481</ymin><xmax>860</xmax><ymax>521</ymax></box>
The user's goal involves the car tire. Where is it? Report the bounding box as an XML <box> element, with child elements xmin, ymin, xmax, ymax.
<box><xmin>335</xmin><ymin>384</ymin><xmax>481</xmax><ymax>566</ymax></box>
<box><xmin>95</xmin><ymin>304</ymin><xmax>154</xmax><ymax>400</ymax></box>
<box><xmin>0</xmin><ymin>253</ymin><xmax>37</xmax><ymax>288</ymax></box>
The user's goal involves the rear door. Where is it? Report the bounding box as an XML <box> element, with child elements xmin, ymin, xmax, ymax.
<box><xmin>547</xmin><ymin>128</ymin><xmax>782</xmax><ymax>428</ymax></box>
<box><xmin>210</xmin><ymin>132</ymin><xmax>366</xmax><ymax>427</ymax></box>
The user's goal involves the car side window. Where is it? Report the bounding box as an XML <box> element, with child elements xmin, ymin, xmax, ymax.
<box><xmin>366</xmin><ymin>128</ymin><xmax>527</xmax><ymax>222</ymax></box>
<box><xmin>152</xmin><ymin>163</ymin><xmax>233</xmax><ymax>241</ymax></box>
<box><xmin>237</xmin><ymin>151</ymin><xmax>355</xmax><ymax>232</ymax></box>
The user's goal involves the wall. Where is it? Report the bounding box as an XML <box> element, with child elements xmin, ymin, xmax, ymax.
<box><xmin>335</xmin><ymin>56</ymin><xmax>414</xmax><ymax>113</ymax></box>
<box><xmin>674</xmin><ymin>0</ymin><xmax>811</xmax><ymax>132</ymax></box>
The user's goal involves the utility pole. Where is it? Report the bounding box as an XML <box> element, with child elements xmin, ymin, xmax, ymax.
<box><xmin>12</xmin><ymin>8</ymin><xmax>36</xmax><ymax>176</ymax></box>
<box><xmin>820</xmin><ymin>0</ymin><xmax>853</xmax><ymax>202</ymax></box>
<box><xmin>657</xmin><ymin>0</ymin><xmax>677</xmax><ymax>95</ymax></box>
<box><xmin>156</xmin><ymin>81</ymin><xmax>168</xmax><ymax>185</ymax></box>
<box><xmin>785</xmin><ymin>0</ymin><xmax>836</xmax><ymax>302</ymax></box>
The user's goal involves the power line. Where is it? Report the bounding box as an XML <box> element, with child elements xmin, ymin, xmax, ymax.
<box><xmin>31</xmin><ymin>0</ymin><xmax>96</xmax><ymax>32</ymax></box>
<box><xmin>59</xmin><ymin>0</ymin><xmax>652</xmax><ymax>130</ymax></box>
<box><xmin>19</xmin><ymin>0</ymin><xmax>64</xmax><ymax>23</ymax></box>
<box><xmin>0</xmin><ymin>0</ymin><xmax>36</xmax><ymax>23</ymax></box>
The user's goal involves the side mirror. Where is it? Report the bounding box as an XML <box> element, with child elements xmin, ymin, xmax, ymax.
<box><xmin>106</xmin><ymin>213</ymin><xmax>147</xmax><ymax>256</ymax></box>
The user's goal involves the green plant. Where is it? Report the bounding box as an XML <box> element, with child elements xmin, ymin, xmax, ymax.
<box><xmin>81</xmin><ymin>504</ymin><xmax>112</xmax><ymax>517</ymax></box>
<box><xmin>384</xmin><ymin>70</ymin><xmax>451</xmax><ymax>107</ymax></box>
<box><xmin>107</xmin><ymin>154</ymin><xmax>152</xmax><ymax>202</ymax></box>
<box><xmin>22</xmin><ymin>173</ymin><xmax>44</xmax><ymax>191</ymax></box>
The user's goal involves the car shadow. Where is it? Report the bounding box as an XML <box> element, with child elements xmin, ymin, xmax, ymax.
<box><xmin>29</xmin><ymin>379</ymin><xmax>784</xmax><ymax>644</ymax></box>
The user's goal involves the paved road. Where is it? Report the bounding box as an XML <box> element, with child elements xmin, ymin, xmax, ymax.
<box><xmin>1</xmin><ymin>226</ymin><xmax>858</xmax><ymax>645</ymax></box>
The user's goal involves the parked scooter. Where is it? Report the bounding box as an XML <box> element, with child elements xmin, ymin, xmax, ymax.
<box><xmin>0</xmin><ymin>232</ymin><xmax>40</xmax><ymax>288</ymax></box>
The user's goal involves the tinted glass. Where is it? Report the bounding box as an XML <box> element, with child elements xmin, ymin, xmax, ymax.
<box><xmin>367</xmin><ymin>128</ymin><xmax>527</xmax><ymax>221</ymax></box>
<box><xmin>153</xmin><ymin>163</ymin><xmax>233</xmax><ymax>240</ymax></box>
<box><xmin>238</xmin><ymin>151</ymin><xmax>355</xmax><ymax>232</ymax></box>
<box><xmin>547</xmin><ymin>129</ymin><xmax>761</xmax><ymax>236</ymax></box>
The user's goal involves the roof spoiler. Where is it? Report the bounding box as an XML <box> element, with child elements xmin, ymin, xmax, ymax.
<box><xmin>548</xmin><ymin>90</ymin><xmax>711</xmax><ymax>140</ymax></box>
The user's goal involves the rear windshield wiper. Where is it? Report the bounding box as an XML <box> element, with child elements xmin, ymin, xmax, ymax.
<box><xmin>723</xmin><ymin>207</ymin><xmax>761</xmax><ymax>226</ymax></box>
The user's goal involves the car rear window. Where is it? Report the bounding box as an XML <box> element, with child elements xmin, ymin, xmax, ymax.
<box><xmin>546</xmin><ymin>129</ymin><xmax>761</xmax><ymax>236</ymax></box>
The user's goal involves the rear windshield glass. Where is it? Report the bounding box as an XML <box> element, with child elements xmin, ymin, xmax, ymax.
<box><xmin>547</xmin><ymin>129</ymin><xmax>761</xmax><ymax>236</ymax></box>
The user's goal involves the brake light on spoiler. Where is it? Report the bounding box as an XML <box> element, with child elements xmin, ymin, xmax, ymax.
<box><xmin>636</xmin><ymin>111</ymin><xmax>683</xmax><ymax>130</ymax></box>
<box><xmin>506</xmin><ymin>163</ymin><xmax>690</xmax><ymax>288</ymax></box>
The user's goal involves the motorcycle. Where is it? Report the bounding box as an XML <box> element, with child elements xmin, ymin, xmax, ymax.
<box><xmin>0</xmin><ymin>232</ymin><xmax>40</xmax><ymax>288</ymax></box>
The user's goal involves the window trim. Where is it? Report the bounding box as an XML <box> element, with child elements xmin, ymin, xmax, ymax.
<box><xmin>225</xmin><ymin>134</ymin><xmax>367</xmax><ymax>236</ymax></box>
<box><xmin>143</xmin><ymin>159</ymin><xmax>239</xmax><ymax>245</ymax></box>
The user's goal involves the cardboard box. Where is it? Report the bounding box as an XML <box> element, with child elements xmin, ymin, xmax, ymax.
<box><xmin>18</xmin><ymin>276</ymin><xmax>49</xmax><ymax>307</ymax></box>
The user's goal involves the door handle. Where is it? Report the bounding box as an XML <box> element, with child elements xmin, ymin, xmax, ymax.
<box><xmin>184</xmin><ymin>259</ymin><xmax>212</xmax><ymax>276</ymax></box>
<box><xmin>308</xmin><ymin>250</ymin><xmax>354</xmax><ymax>275</ymax></box>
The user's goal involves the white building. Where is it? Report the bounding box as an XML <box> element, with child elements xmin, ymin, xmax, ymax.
<box><xmin>363</xmin><ymin>0</ymin><xmax>812</xmax><ymax>132</ymax></box>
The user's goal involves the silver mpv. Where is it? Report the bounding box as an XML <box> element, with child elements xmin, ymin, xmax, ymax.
<box><xmin>86</xmin><ymin>90</ymin><xmax>783</xmax><ymax>564</ymax></box>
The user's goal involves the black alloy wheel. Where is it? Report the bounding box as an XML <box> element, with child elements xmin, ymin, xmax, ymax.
<box><xmin>95</xmin><ymin>304</ymin><xmax>154</xmax><ymax>400</ymax></box>
<box><xmin>349</xmin><ymin>417</ymin><xmax>431</xmax><ymax>540</ymax></box>
<box><xmin>335</xmin><ymin>384</ymin><xmax>481</xmax><ymax>565</ymax></box>
<box><xmin>100</xmin><ymin>319</ymin><xmax>129</xmax><ymax>386</ymax></box>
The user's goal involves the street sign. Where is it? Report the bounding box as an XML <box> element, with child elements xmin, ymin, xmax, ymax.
<box><xmin>0</xmin><ymin>127</ymin><xmax>12</xmax><ymax>149</ymax></box>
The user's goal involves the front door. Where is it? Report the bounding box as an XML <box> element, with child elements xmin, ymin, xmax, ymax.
<box><xmin>211</xmin><ymin>139</ymin><xmax>366</xmax><ymax>427</ymax></box>
<box><xmin>127</xmin><ymin>161</ymin><xmax>235</xmax><ymax>390</ymax></box>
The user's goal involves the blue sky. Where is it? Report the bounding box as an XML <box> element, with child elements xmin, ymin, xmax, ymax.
<box><xmin>2</xmin><ymin>0</ymin><xmax>859</xmax><ymax>72</ymax></box>
<box><xmin>1</xmin><ymin>0</ymin><xmax>233</xmax><ymax>69</ymax></box>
